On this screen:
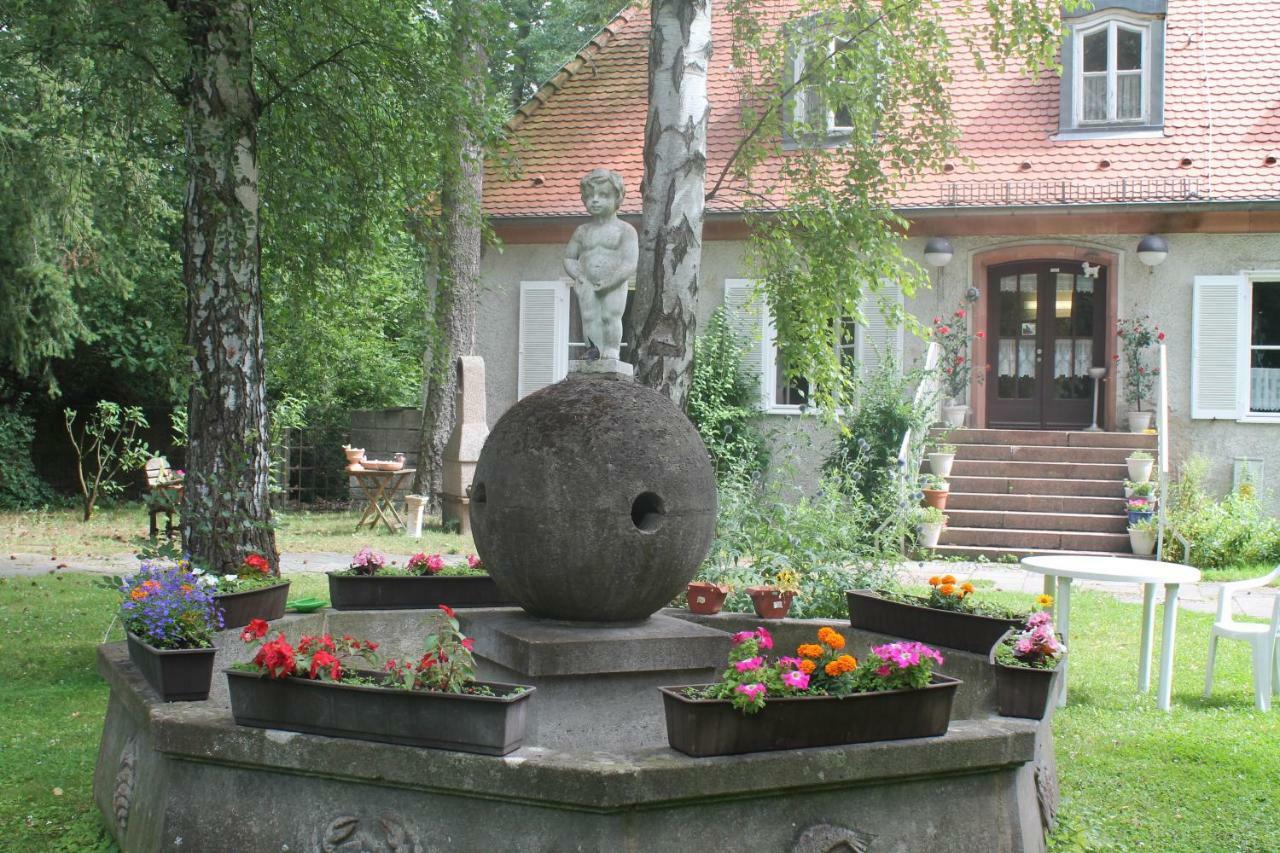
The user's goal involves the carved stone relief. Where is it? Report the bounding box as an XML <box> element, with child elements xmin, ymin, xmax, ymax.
<box><xmin>314</xmin><ymin>814</ymin><xmax>422</xmax><ymax>853</ymax></box>
<box><xmin>793</xmin><ymin>823</ymin><xmax>875</xmax><ymax>853</ymax></box>
<box><xmin>111</xmin><ymin>736</ymin><xmax>139</xmax><ymax>837</ymax></box>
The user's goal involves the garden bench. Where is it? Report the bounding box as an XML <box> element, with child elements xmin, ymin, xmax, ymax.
<box><xmin>143</xmin><ymin>457</ymin><xmax>183</xmax><ymax>539</ymax></box>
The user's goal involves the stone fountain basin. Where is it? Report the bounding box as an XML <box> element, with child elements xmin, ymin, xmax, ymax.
<box><xmin>94</xmin><ymin>610</ymin><xmax>1054</xmax><ymax>853</ymax></box>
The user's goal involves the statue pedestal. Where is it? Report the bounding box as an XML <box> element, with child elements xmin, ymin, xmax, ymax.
<box><xmin>569</xmin><ymin>357</ymin><xmax>633</xmax><ymax>378</ymax></box>
<box><xmin>441</xmin><ymin>494</ymin><xmax>472</xmax><ymax>535</ymax></box>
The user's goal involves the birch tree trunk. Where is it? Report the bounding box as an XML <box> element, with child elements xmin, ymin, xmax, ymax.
<box><xmin>177</xmin><ymin>1</ymin><xmax>278</xmax><ymax>573</ymax></box>
<box><xmin>410</xmin><ymin>3</ymin><xmax>484</xmax><ymax>513</ymax></box>
<box><xmin>628</xmin><ymin>0</ymin><xmax>711</xmax><ymax>409</ymax></box>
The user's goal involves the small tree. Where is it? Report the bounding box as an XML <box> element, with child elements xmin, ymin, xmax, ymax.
<box><xmin>686</xmin><ymin>308</ymin><xmax>770</xmax><ymax>483</ymax></box>
<box><xmin>64</xmin><ymin>401</ymin><xmax>152</xmax><ymax>521</ymax></box>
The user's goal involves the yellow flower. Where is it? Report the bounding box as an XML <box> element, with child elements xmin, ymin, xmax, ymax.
<box><xmin>1036</xmin><ymin>594</ymin><xmax>1054</xmax><ymax>608</ymax></box>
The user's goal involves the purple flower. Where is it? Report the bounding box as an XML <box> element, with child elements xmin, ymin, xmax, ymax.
<box><xmin>734</xmin><ymin>683</ymin><xmax>766</xmax><ymax>699</ymax></box>
<box><xmin>734</xmin><ymin>656</ymin><xmax>764</xmax><ymax>673</ymax></box>
<box><xmin>782</xmin><ymin>670</ymin><xmax>810</xmax><ymax>690</ymax></box>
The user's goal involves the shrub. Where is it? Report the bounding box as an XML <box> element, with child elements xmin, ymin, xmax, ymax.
<box><xmin>1163</xmin><ymin>455</ymin><xmax>1280</xmax><ymax>569</ymax></box>
<box><xmin>0</xmin><ymin>389</ymin><xmax>53</xmax><ymax>509</ymax></box>
<box><xmin>686</xmin><ymin>307</ymin><xmax>769</xmax><ymax>483</ymax></box>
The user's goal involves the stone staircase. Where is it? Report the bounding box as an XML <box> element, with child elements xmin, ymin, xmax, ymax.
<box><xmin>927</xmin><ymin>428</ymin><xmax>1158</xmax><ymax>561</ymax></box>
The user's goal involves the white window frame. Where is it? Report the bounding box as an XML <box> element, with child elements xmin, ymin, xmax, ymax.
<box><xmin>792</xmin><ymin>37</ymin><xmax>855</xmax><ymax>137</ymax></box>
<box><xmin>1243</xmin><ymin>274</ymin><xmax>1280</xmax><ymax>422</ymax></box>
<box><xmin>1072</xmin><ymin>16</ymin><xmax>1151</xmax><ymax>126</ymax></box>
<box><xmin>764</xmin><ymin>314</ymin><xmax>867</xmax><ymax>416</ymax></box>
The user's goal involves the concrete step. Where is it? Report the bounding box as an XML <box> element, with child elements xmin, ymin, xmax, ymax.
<box><xmin>941</xmin><ymin>444</ymin><xmax>1138</xmax><ymax>465</ymax></box>
<box><xmin>944</xmin><ymin>492</ymin><xmax>1127</xmax><ymax>514</ymax></box>
<box><xmin>939</xmin><ymin>526</ymin><xmax>1132</xmax><ymax>552</ymax></box>
<box><xmin>926</xmin><ymin>544</ymin><xmax>1152</xmax><ymax>562</ymax></box>
<box><xmin>949</xmin><ymin>459</ymin><xmax>1128</xmax><ymax>481</ymax></box>
<box><xmin>946</xmin><ymin>476</ymin><xmax>1123</xmax><ymax>497</ymax></box>
<box><xmin>931</xmin><ymin>428</ymin><xmax>1157</xmax><ymax>450</ymax></box>
<box><xmin>943</xmin><ymin>508</ymin><xmax>1129</xmax><ymax>534</ymax></box>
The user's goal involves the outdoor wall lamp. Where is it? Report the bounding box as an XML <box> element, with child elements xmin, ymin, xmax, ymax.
<box><xmin>924</xmin><ymin>237</ymin><xmax>954</xmax><ymax>268</ymax></box>
<box><xmin>1137</xmin><ymin>234</ymin><xmax>1170</xmax><ymax>267</ymax></box>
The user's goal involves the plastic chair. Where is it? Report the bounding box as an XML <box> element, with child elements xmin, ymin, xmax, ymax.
<box><xmin>1203</xmin><ymin>566</ymin><xmax>1280</xmax><ymax>711</ymax></box>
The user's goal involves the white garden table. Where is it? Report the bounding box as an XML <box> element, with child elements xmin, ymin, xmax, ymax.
<box><xmin>1019</xmin><ymin>555</ymin><xmax>1201</xmax><ymax>711</ymax></box>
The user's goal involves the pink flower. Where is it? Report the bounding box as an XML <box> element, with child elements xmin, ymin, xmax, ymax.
<box><xmin>976</xmin><ymin>330</ymin><xmax>986</xmax><ymax>339</ymax></box>
<box><xmin>426</xmin><ymin>554</ymin><xmax>445</xmax><ymax>572</ymax></box>
<box><xmin>939</xmin><ymin>325</ymin><xmax>951</xmax><ymax>335</ymax></box>
<box><xmin>876</xmin><ymin>665</ymin><xmax>892</xmax><ymax>677</ymax></box>
<box><xmin>782</xmin><ymin>670</ymin><xmax>810</xmax><ymax>689</ymax></box>
<box><xmin>954</xmin><ymin>308</ymin><xmax>966</xmax><ymax>319</ymax></box>
<box><xmin>731</xmin><ymin>631</ymin><xmax>755</xmax><ymax>646</ymax></box>
<box><xmin>754</xmin><ymin>627</ymin><xmax>774</xmax><ymax>650</ymax></box>
<box><xmin>1027</xmin><ymin>611</ymin><xmax>1053</xmax><ymax>628</ymax></box>
<box><xmin>466</xmin><ymin>554</ymin><xmax>482</xmax><ymax>569</ymax></box>
<box><xmin>735</xmin><ymin>656</ymin><xmax>764</xmax><ymax>672</ymax></box>
<box><xmin>1157</xmin><ymin>331</ymin><xmax>1166</xmax><ymax>342</ymax></box>
<box><xmin>735</xmin><ymin>683</ymin><xmax>766</xmax><ymax>699</ymax></box>
<box><xmin>778</xmin><ymin>656</ymin><xmax>802</xmax><ymax>668</ymax></box>
<box><xmin>1015</xmin><ymin>637</ymin><xmax>1035</xmax><ymax>655</ymax></box>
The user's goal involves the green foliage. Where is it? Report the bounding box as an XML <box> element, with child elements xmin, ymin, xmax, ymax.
<box><xmin>0</xmin><ymin>390</ymin><xmax>54</xmax><ymax>509</ymax></box>
<box><xmin>699</xmin><ymin>472</ymin><xmax>901</xmax><ymax>620</ymax></box>
<box><xmin>63</xmin><ymin>401</ymin><xmax>151</xmax><ymax>521</ymax></box>
<box><xmin>1163</xmin><ymin>455</ymin><xmax>1280</xmax><ymax>569</ymax></box>
<box><xmin>686</xmin><ymin>308</ymin><xmax>769</xmax><ymax>483</ymax></box>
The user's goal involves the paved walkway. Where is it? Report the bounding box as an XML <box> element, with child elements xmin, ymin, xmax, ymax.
<box><xmin>6</xmin><ymin>550</ymin><xmax>1275</xmax><ymax>620</ymax></box>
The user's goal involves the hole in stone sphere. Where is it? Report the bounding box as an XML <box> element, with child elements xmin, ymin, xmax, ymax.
<box><xmin>631</xmin><ymin>492</ymin><xmax>665</xmax><ymax>532</ymax></box>
<box><xmin>471</xmin><ymin>482</ymin><xmax>487</xmax><ymax>504</ymax></box>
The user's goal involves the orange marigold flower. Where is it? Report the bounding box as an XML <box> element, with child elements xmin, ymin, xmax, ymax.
<box><xmin>961</xmin><ymin>582</ymin><xmax>975</xmax><ymax>595</ymax></box>
<box><xmin>129</xmin><ymin>587</ymin><xmax>148</xmax><ymax>601</ymax></box>
<box><xmin>824</xmin><ymin>661</ymin><xmax>842</xmax><ymax>677</ymax></box>
<box><xmin>836</xmin><ymin>654</ymin><xmax>858</xmax><ymax>673</ymax></box>
<box><xmin>928</xmin><ymin>576</ymin><xmax>941</xmax><ymax>586</ymax></box>
<box><xmin>817</xmin><ymin>627</ymin><xmax>846</xmax><ymax>650</ymax></box>
<box><xmin>941</xmin><ymin>574</ymin><xmax>957</xmax><ymax>585</ymax></box>
<box><xmin>799</xmin><ymin>659</ymin><xmax>816</xmax><ymax>674</ymax></box>
<box><xmin>797</xmin><ymin>644</ymin><xmax>824</xmax><ymax>659</ymax></box>
<box><xmin>939</xmin><ymin>583</ymin><xmax>956</xmax><ymax>597</ymax></box>
<box><xmin>180</xmin><ymin>584</ymin><xmax>193</xmax><ymax>593</ymax></box>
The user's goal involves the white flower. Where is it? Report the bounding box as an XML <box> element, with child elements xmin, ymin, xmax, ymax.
<box><xmin>200</xmin><ymin>576</ymin><xmax>218</xmax><ymax>587</ymax></box>
<box><xmin>223</xmin><ymin>574</ymin><xmax>238</xmax><ymax>583</ymax></box>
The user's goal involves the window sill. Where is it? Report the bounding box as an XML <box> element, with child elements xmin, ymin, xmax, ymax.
<box><xmin>1236</xmin><ymin>415</ymin><xmax>1280</xmax><ymax>425</ymax></box>
<box><xmin>765</xmin><ymin>405</ymin><xmax>812</xmax><ymax>416</ymax></box>
<box><xmin>1052</xmin><ymin>125</ymin><xmax>1165</xmax><ymax>141</ymax></box>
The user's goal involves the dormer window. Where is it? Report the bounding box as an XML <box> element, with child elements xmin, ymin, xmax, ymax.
<box><xmin>1077</xmin><ymin>20</ymin><xmax>1148</xmax><ymax>124</ymax></box>
<box><xmin>792</xmin><ymin>37</ymin><xmax>855</xmax><ymax>137</ymax></box>
<box><xmin>1058</xmin><ymin>3</ymin><xmax>1166</xmax><ymax>137</ymax></box>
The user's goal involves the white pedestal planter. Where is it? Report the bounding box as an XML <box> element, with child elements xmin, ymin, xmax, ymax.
<box><xmin>404</xmin><ymin>494</ymin><xmax>429</xmax><ymax>538</ymax></box>
<box><xmin>942</xmin><ymin>405</ymin><xmax>969</xmax><ymax>428</ymax></box>
<box><xmin>1126</xmin><ymin>458</ymin><xmax>1154</xmax><ymax>483</ymax></box>
<box><xmin>1127</xmin><ymin>411</ymin><xmax>1153</xmax><ymax>433</ymax></box>
<box><xmin>1129</xmin><ymin>528</ymin><xmax>1156</xmax><ymax>556</ymax></box>
<box><xmin>917</xmin><ymin>522</ymin><xmax>944</xmax><ymax>549</ymax></box>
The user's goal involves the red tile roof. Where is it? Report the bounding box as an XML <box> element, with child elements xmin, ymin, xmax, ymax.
<box><xmin>485</xmin><ymin>1</ymin><xmax>1280</xmax><ymax>218</ymax></box>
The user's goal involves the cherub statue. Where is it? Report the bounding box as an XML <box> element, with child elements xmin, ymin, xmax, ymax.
<box><xmin>564</xmin><ymin>169</ymin><xmax>638</xmax><ymax>362</ymax></box>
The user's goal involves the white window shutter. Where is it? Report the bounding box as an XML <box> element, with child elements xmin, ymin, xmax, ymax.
<box><xmin>518</xmin><ymin>281</ymin><xmax>569</xmax><ymax>399</ymax></box>
<box><xmin>723</xmin><ymin>279</ymin><xmax>770</xmax><ymax>408</ymax></box>
<box><xmin>857</xmin><ymin>283</ymin><xmax>904</xmax><ymax>378</ymax></box>
<box><xmin>1191</xmin><ymin>275</ymin><xmax>1248</xmax><ymax>419</ymax></box>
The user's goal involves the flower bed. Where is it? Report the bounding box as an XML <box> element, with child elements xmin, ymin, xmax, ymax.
<box><xmin>327</xmin><ymin>549</ymin><xmax>513</xmax><ymax>610</ymax></box>
<box><xmin>846</xmin><ymin>580</ymin><xmax>1031</xmax><ymax>654</ymax></box>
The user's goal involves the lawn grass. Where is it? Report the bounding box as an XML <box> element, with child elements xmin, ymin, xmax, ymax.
<box><xmin>2</xmin><ymin>575</ymin><xmax>1276</xmax><ymax>851</ymax></box>
<box><xmin>0</xmin><ymin>505</ymin><xmax>473</xmax><ymax>561</ymax></box>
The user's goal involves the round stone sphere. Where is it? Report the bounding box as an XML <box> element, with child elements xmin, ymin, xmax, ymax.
<box><xmin>469</xmin><ymin>372</ymin><xmax>717</xmax><ymax>622</ymax></box>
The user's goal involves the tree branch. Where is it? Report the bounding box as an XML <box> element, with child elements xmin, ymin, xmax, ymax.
<box><xmin>259</xmin><ymin>40</ymin><xmax>370</xmax><ymax>113</ymax></box>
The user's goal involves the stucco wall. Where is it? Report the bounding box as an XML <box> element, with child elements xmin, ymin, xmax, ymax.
<box><xmin>478</xmin><ymin>230</ymin><xmax>1280</xmax><ymax>510</ymax></box>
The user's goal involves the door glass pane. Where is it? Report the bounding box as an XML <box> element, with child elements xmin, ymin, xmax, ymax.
<box><xmin>1072</xmin><ymin>275</ymin><xmax>1095</xmax><ymax>336</ymax></box>
<box><xmin>1083</xmin><ymin>75</ymin><xmax>1107</xmax><ymax>121</ymax></box>
<box><xmin>998</xmin><ymin>275</ymin><xmax>1020</xmax><ymax>336</ymax></box>
<box><xmin>1019</xmin><ymin>274</ymin><xmax>1037</xmax><ymax>327</ymax></box>
<box><xmin>1253</xmin><ymin>282</ymin><xmax>1280</xmax><ymax>345</ymax></box>
<box><xmin>1017</xmin><ymin>340</ymin><xmax>1037</xmax><ymax>399</ymax></box>
<box><xmin>1083</xmin><ymin>30</ymin><xmax>1108</xmax><ymax>72</ymax></box>
<box><xmin>1117</xmin><ymin>73</ymin><xmax>1142</xmax><ymax>119</ymax></box>
<box><xmin>1117</xmin><ymin>27</ymin><xmax>1142</xmax><ymax>70</ymax></box>
<box><xmin>1251</xmin><ymin>350</ymin><xmax>1280</xmax><ymax>413</ymax></box>
<box><xmin>1054</xmin><ymin>274</ymin><xmax>1074</xmax><ymax>336</ymax></box>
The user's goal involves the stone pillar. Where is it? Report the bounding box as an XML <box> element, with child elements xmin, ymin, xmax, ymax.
<box><xmin>441</xmin><ymin>356</ymin><xmax>488</xmax><ymax>535</ymax></box>
<box><xmin>404</xmin><ymin>494</ymin><xmax>429</xmax><ymax>539</ymax></box>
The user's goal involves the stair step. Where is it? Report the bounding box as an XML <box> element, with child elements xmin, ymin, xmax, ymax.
<box><xmin>937</xmin><ymin>444</ymin><xmax>1139</xmax><ymax>465</ymax></box>
<box><xmin>949</xmin><ymin>459</ymin><xmax>1128</xmax><ymax>480</ymax></box>
<box><xmin>944</xmin><ymin>492</ymin><xmax>1127</xmax><ymax>514</ymax></box>
<box><xmin>942</xmin><ymin>508</ymin><xmax>1129</xmax><ymax>534</ymax></box>
<box><xmin>939</xmin><ymin>526</ymin><xmax>1131</xmax><ymax>551</ymax></box>
<box><xmin>947</xmin><ymin>475</ymin><xmax>1124</xmax><ymax>498</ymax></box>
<box><xmin>927</xmin><ymin>544</ymin><xmax>1152</xmax><ymax>562</ymax></box>
<box><xmin>930</xmin><ymin>428</ymin><xmax>1157</xmax><ymax>450</ymax></box>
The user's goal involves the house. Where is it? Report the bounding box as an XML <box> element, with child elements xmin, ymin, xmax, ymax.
<box><xmin>474</xmin><ymin>0</ymin><xmax>1280</xmax><ymax>557</ymax></box>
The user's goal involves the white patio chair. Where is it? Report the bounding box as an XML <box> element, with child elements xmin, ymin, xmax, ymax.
<box><xmin>1203</xmin><ymin>565</ymin><xmax>1280</xmax><ymax>711</ymax></box>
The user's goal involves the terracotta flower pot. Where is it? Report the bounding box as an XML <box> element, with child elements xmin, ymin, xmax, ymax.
<box><xmin>686</xmin><ymin>581</ymin><xmax>730</xmax><ymax>615</ymax></box>
<box><xmin>922</xmin><ymin>488</ymin><xmax>949</xmax><ymax>510</ymax></box>
<box><xmin>746</xmin><ymin>586</ymin><xmax>794</xmax><ymax>619</ymax></box>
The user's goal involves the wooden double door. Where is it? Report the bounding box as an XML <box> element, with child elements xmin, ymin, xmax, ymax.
<box><xmin>986</xmin><ymin>260</ymin><xmax>1107</xmax><ymax>430</ymax></box>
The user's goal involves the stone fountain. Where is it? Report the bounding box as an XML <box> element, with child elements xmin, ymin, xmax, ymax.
<box><xmin>92</xmin><ymin>170</ymin><xmax>1057</xmax><ymax>851</ymax></box>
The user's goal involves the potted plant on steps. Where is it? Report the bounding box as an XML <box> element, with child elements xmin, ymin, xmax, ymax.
<box><xmin>915</xmin><ymin>506</ymin><xmax>946</xmax><ymax>550</ymax></box>
<box><xmin>197</xmin><ymin>552</ymin><xmax>290</xmax><ymax>629</ymax></box>
<box><xmin>227</xmin><ymin>605</ymin><xmax>535</xmax><ymax>755</ymax></box>
<box><xmin>660</xmin><ymin>626</ymin><xmax>960</xmax><ymax>757</ymax></box>
<box><xmin>990</xmin><ymin>606</ymin><xmax>1065</xmax><ymax>720</ymax></box>
<box><xmin>746</xmin><ymin>569</ymin><xmax>800</xmax><ymax>619</ymax></box>
<box><xmin>926</xmin><ymin>442</ymin><xmax>957</xmax><ymax>477</ymax></box>
<box><xmin>117</xmin><ymin>563</ymin><xmax>222</xmax><ymax>702</ymax></box>
<box><xmin>921</xmin><ymin>474</ymin><xmax>950</xmax><ymax>511</ymax></box>
<box><xmin>1128</xmin><ymin>517</ymin><xmax>1158</xmax><ymax>556</ymax></box>
<box><xmin>328</xmin><ymin>548</ymin><xmax>515</xmax><ymax>610</ymax></box>
<box><xmin>686</xmin><ymin>580</ymin><xmax>732</xmax><ymax>615</ymax></box>
<box><xmin>932</xmin><ymin>307</ymin><xmax>985</xmax><ymax>428</ymax></box>
<box><xmin>1126</xmin><ymin>451</ymin><xmax>1154</xmax><ymax>484</ymax></box>
<box><xmin>1126</xmin><ymin>497</ymin><xmax>1156</xmax><ymax>524</ymax></box>
<box><xmin>847</xmin><ymin>578</ymin><xmax>1036</xmax><ymax>654</ymax></box>
<box><xmin>1124</xmin><ymin>479</ymin><xmax>1156</xmax><ymax>501</ymax></box>
<box><xmin>1117</xmin><ymin>314</ymin><xmax>1163</xmax><ymax>433</ymax></box>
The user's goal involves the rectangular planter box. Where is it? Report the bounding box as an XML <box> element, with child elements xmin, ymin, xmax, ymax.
<box><xmin>125</xmin><ymin>633</ymin><xmax>216</xmax><ymax>702</ymax></box>
<box><xmin>659</xmin><ymin>674</ymin><xmax>961</xmax><ymax>757</ymax></box>
<box><xmin>226</xmin><ymin>669</ymin><xmax>534</xmax><ymax>755</ymax></box>
<box><xmin>989</xmin><ymin>630</ymin><xmax>1063</xmax><ymax>720</ymax></box>
<box><xmin>847</xmin><ymin>589</ymin><xmax>1023</xmax><ymax>655</ymax></box>
<box><xmin>214</xmin><ymin>581</ymin><xmax>290</xmax><ymax>629</ymax></box>
<box><xmin>327</xmin><ymin>573</ymin><xmax>516</xmax><ymax>610</ymax></box>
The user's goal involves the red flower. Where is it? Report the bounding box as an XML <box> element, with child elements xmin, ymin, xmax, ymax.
<box><xmin>1113</xmin><ymin>354</ymin><xmax>1121</xmax><ymax>361</ymax></box>
<box><xmin>938</xmin><ymin>325</ymin><xmax>951</xmax><ymax>335</ymax></box>
<box><xmin>932</xmin><ymin>316</ymin><xmax>941</xmax><ymax>324</ymax></box>
<box><xmin>241</xmin><ymin>618</ymin><xmax>270</xmax><ymax>642</ymax></box>
<box><xmin>976</xmin><ymin>330</ymin><xmax>985</xmax><ymax>339</ymax></box>
<box><xmin>461</xmin><ymin>637</ymin><xmax>476</xmax><ymax>651</ymax></box>
<box><xmin>243</xmin><ymin>554</ymin><xmax>270</xmax><ymax>574</ymax></box>
<box><xmin>954</xmin><ymin>309</ymin><xmax>966</xmax><ymax>319</ymax></box>
<box><xmin>954</xmin><ymin>354</ymin><xmax>965</xmax><ymax>364</ymax></box>
<box><xmin>438</xmin><ymin>604</ymin><xmax>456</xmax><ymax>618</ymax></box>
<box><xmin>363</xmin><ymin>640</ymin><xmax>379</xmax><ymax>651</ymax></box>
<box><xmin>1157</xmin><ymin>331</ymin><xmax>1166</xmax><ymax>342</ymax></box>
<box><xmin>310</xmin><ymin>650</ymin><xmax>341</xmax><ymax>681</ymax></box>
<box><xmin>254</xmin><ymin>635</ymin><xmax>296</xmax><ymax>679</ymax></box>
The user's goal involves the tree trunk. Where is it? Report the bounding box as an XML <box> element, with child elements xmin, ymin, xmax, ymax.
<box><xmin>177</xmin><ymin>1</ymin><xmax>277</xmax><ymax>574</ymax></box>
<box><xmin>628</xmin><ymin>0</ymin><xmax>711</xmax><ymax>409</ymax></box>
<box><xmin>410</xmin><ymin>3</ymin><xmax>485</xmax><ymax>514</ymax></box>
